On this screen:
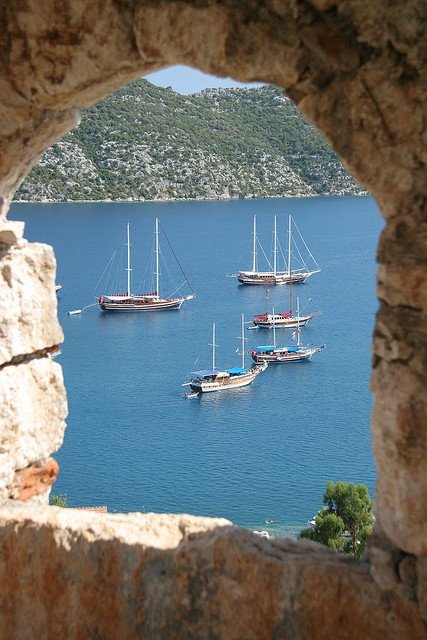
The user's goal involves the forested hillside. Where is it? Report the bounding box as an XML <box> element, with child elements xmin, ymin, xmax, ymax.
<box><xmin>15</xmin><ymin>80</ymin><xmax>365</xmax><ymax>202</ymax></box>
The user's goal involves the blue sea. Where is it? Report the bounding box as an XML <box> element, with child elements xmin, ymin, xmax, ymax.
<box><xmin>10</xmin><ymin>196</ymin><xmax>382</xmax><ymax>537</ymax></box>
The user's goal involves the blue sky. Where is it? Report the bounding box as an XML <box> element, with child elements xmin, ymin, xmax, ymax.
<box><xmin>145</xmin><ymin>65</ymin><xmax>262</xmax><ymax>95</ymax></box>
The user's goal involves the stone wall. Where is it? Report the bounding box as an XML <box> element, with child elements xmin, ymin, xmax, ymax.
<box><xmin>1</xmin><ymin>506</ymin><xmax>426</xmax><ymax>640</ymax></box>
<box><xmin>0</xmin><ymin>220</ymin><xmax>67</xmax><ymax>505</ymax></box>
<box><xmin>0</xmin><ymin>1</ymin><xmax>426</xmax><ymax>637</ymax></box>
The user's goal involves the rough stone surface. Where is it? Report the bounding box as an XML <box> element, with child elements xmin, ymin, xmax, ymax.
<box><xmin>398</xmin><ymin>554</ymin><xmax>417</xmax><ymax>601</ymax></box>
<box><xmin>369</xmin><ymin>546</ymin><xmax>400</xmax><ymax>591</ymax></box>
<box><xmin>299</xmin><ymin>21</ymin><xmax>360</xmax><ymax>72</ymax></box>
<box><xmin>0</xmin><ymin>0</ymin><xmax>426</xmax><ymax>636</ymax></box>
<box><xmin>0</xmin><ymin>219</ymin><xmax>24</xmax><ymax>246</ymax></box>
<box><xmin>0</xmin><ymin>108</ymin><xmax>80</xmax><ymax>217</ymax></box>
<box><xmin>377</xmin><ymin>265</ymin><xmax>427</xmax><ymax>311</ymax></box>
<box><xmin>0</xmin><ymin>507</ymin><xmax>425</xmax><ymax>640</ymax></box>
<box><xmin>9</xmin><ymin>458</ymin><xmax>59</xmax><ymax>501</ymax></box>
<box><xmin>417</xmin><ymin>557</ymin><xmax>427</xmax><ymax>624</ymax></box>
<box><xmin>369</xmin><ymin>536</ymin><xmax>402</xmax><ymax>591</ymax></box>
<box><xmin>371</xmin><ymin>359</ymin><xmax>427</xmax><ymax>554</ymax></box>
<box><xmin>0</xmin><ymin>240</ymin><xmax>63</xmax><ymax>366</ymax></box>
<box><xmin>308</xmin><ymin>0</ymin><xmax>336</xmax><ymax>11</ymax></box>
<box><xmin>0</xmin><ymin>357</ymin><xmax>67</xmax><ymax>505</ymax></box>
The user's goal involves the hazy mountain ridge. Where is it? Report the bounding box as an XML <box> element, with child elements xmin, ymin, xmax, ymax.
<box><xmin>15</xmin><ymin>80</ymin><xmax>366</xmax><ymax>203</ymax></box>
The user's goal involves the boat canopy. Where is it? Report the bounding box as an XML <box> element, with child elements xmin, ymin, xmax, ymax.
<box><xmin>226</xmin><ymin>367</ymin><xmax>247</xmax><ymax>375</ymax></box>
<box><xmin>104</xmin><ymin>294</ymin><xmax>131</xmax><ymax>301</ymax></box>
<box><xmin>254</xmin><ymin>345</ymin><xmax>276</xmax><ymax>352</ymax></box>
<box><xmin>286</xmin><ymin>346</ymin><xmax>302</xmax><ymax>352</ymax></box>
<box><xmin>192</xmin><ymin>369</ymin><xmax>217</xmax><ymax>377</ymax></box>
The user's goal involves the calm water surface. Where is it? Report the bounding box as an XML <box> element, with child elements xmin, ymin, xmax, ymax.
<box><xmin>10</xmin><ymin>196</ymin><xmax>382</xmax><ymax>536</ymax></box>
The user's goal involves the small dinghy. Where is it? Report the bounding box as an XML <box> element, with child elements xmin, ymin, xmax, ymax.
<box><xmin>184</xmin><ymin>391</ymin><xmax>200</xmax><ymax>399</ymax></box>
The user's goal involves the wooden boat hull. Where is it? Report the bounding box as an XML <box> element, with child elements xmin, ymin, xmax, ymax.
<box><xmin>99</xmin><ymin>295</ymin><xmax>191</xmax><ymax>312</ymax></box>
<box><xmin>237</xmin><ymin>271</ymin><xmax>317</xmax><ymax>285</ymax></box>
<box><xmin>251</xmin><ymin>346</ymin><xmax>323</xmax><ymax>363</ymax></box>
<box><xmin>253</xmin><ymin>313</ymin><xmax>313</xmax><ymax>328</ymax></box>
<box><xmin>189</xmin><ymin>364</ymin><xmax>267</xmax><ymax>393</ymax></box>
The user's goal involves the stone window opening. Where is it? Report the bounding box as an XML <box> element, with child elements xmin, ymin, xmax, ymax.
<box><xmin>0</xmin><ymin>1</ymin><xmax>426</xmax><ymax>637</ymax></box>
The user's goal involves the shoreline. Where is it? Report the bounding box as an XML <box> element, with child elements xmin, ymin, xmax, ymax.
<box><xmin>12</xmin><ymin>191</ymin><xmax>370</xmax><ymax>206</ymax></box>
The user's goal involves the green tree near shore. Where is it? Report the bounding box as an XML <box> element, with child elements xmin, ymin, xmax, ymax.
<box><xmin>300</xmin><ymin>481</ymin><xmax>373</xmax><ymax>558</ymax></box>
<box><xmin>49</xmin><ymin>493</ymin><xmax>68</xmax><ymax>507</ymax></box>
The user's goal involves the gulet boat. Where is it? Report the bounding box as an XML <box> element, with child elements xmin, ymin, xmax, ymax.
<box><xmin>231</xmin><ymin>214</ymin><xmax>320</xmax><ymax>285</ymax></box>
<box><xmin>252</xmin><ymin>216</ymin><xmax>321</xmax><ymax>328</ymax></box>
<box><xmin>183</xmin><ymin>316</ymin><xmax>267</xmax><ymax>395</ymax></box>
<box><xmin>251</xmin><ymin>299</ymin><xmax>324</xmax><ymax>363</ymax></box>
<box><xmin>252</xmin><ymin>284</ymin><xmax>315</xmax><ymax>330</ymax></box>
<box><xmin>98</xmin><ymin>219</ymin><xmax>194</xmax><ymax>312</ymax></box>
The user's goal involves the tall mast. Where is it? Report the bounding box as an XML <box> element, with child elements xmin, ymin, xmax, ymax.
<box><xmin>252</xmin><ymin>215</ymin><xmax>257</xmax><ymax>272</ymax></box>
<box><xmin>126</xmin><ymin>222</ymin><xmax>131</xmax><ymax>296</ymax></box>
<box><xmin>272</xmin><ymin>306</ymin><xmax>276</xmax><ymax>348</ymax></box>
<box><xmin>211</xmin><ymin>322</ymin><xmax>216</xmax><ymax>370</ymax></box>
<box><xmin>155</xmin><ymin>217</ymin><xmax>160</xmax><ymax>298</ymax></box>
<box><xmin>288</xmin><ymin>215</ymin><xmax>293</xmax><ymax>314</ymax></box>
<box><xmin>273</xmin><ymin>215</ymin><xmax>278</xmax><ymax>276</ymax></box>
<box><xmin>296</xmin><ymin>297</ymin><xmax>301</xmax><ymax>347</ymax></box>
<box><xmin>265</xmin><ymin>286</ymin><xmax>269</xmax><ymax>315</ymax></box>
<box><xmin>241</xmin><ymin>314</ymin><xmax>245</xmax><ymax>369</ymax></box>
<box><xmin>288</xmin><ymin>217</ymin><xmax>293</xmax><ymax>314</ymax></box>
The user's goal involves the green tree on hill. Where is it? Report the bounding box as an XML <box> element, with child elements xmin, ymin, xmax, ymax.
<box><xmin>300</xmin><ymin>481</ymin><xmax>373</xmax><ymax>558</ymax></box>
<box><xmin>14</xmin><ymin>81</ymin><xmax>364</xmax><ymax>202</ymax></box>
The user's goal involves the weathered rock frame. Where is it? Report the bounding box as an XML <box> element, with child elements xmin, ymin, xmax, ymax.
<box><xmin>0</xmin><ymin>1</ymin><xmax>426</xmax><ymax>638</ymax></box>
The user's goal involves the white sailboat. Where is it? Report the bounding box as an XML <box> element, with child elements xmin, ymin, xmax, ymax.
<box><xmin>184</xmin><ymin>315</ymin><xmax>267</xmax><ymax>395</ymax></box>
<box><xmin>98</xmin><ymin>219</ymin><xmax>194</xmax><ymax>312</ymax></box>
<box><xmin>253</xmin><ymin>215</ymin><xmax>320</xmax><ymax>328</ymax></box>
<box><xmin>233</xmin><ymin>214</ymin><xmax>320</xmax><ymax>285</ymax></box>
<box><xmin>252</xmin><ymin>287</ymin><xmax>314</xmax><ymax>328</ymax></box>
<box><xmin>251</xmin><ymin>299</ymin><xmax>324</xmax><ymax>363</ymax></box>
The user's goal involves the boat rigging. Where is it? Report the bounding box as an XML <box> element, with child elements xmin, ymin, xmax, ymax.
<box><xmin>183</xmin><ymin>315</ymin><xmax>267</xmax><ymax>396</ymax></box>
<box><xmin>252</xmin><ymin>215</ymin><xmax>321</xmax><ymax>328</ymax></box>
<box><xmin>98</xmin><ymin>219</ymin><xmax>195</xmax><ymax>312</ymax></box>
<box><xmin>251</xmin><ymin>299</ymin><xmax>324</xmax><ymax>364</ymax></box>
<box><xmin>230</xmin><ymin>214</ymin><xmax>321</xmax><ymax>286</ymax></box>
